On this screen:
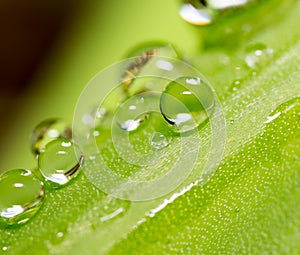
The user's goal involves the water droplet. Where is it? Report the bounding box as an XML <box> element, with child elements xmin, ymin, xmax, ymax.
<box><xmin>0</xmin><ymin>169</ymin><xmax>44</xmax><ymax>225</ymax></box>
<box><xmin>115</xmin><ymin>93</ymin><xmax>159</xmax><ymax>132</ymax></box>
<box><xmin>123</xmin><ymin>48</ymin><xmax>159</xmax><ymax>87</ymax></box>
<box><xmin>160</xmin><ymin>76</ymin><xmax>214</xmax><ymax>132</ymax></box>
<box><xmin>179</xmin><ymin>2</ymin><xmax>213</xmax><ymax>26</ymax></box>
<box><xmin>56</xmin><ymin>232</ymin><xmax>64</xmax><ymax>238</ymax></box>
<box><xmin>82</xmin><ymin>107</ymin><xmax>107</xmax><ymax>128</ymax></box>
<box><xmin>2</xmin><ymin>246</ymin><xmax>8</xmax><ymax>252</ymax></box>
<box><xmin>38</xmin><ymin>138</ymin><xmax>83</xmax><ymax>186</ymax></box>
<box><xmin>150</xmin><ymin>132</ymin><xmax>169</xmax><ymax>150</ymax></box>
<box><xmin>122</xmin><ymin>44</ymin><xmax>177</xmax><ymax>95</ymax></box>
<box><xmin>30</xmin><ymin>119</ymin><xmax>72</xmax><ymax>155</ymax></box>
<box><xmin>245</xmin><ymin>43</ymin><xmax>273</xmax><ymax>69</ymax></box>
<box><xmin>179</xmin><ymin>0</ymin><xmax>258</xmax><ymax>26</ymax></box>
<box><xmin>228</xmin><ymin>78</ymin><xmax>243</xmax><ymax>92</ymax></box>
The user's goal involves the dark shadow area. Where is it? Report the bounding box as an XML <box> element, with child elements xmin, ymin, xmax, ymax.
<box><xmin>0</xmin><ymin>0</ymin><xmax>87</xmax><ymax>131</ymax></box>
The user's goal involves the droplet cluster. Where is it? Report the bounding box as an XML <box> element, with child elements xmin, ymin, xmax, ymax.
<box><xmin>0</xmin><ymin>119</ymin><xmax>83</xmax><ymax>226</ymax></box>
<box><xmin>0</xmin><ymin>44</ymin><xmax>215</xmax><ymax>226</ymax></box>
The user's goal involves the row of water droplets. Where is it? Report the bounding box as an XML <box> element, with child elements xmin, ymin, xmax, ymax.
<box><xmin>82</xmin><ymin>44</ymin><xmax>214</xmax><ymax>137</ymax></box>
<box><xmin>0</xmin><ymin>0</ymin><xmax>275</xmax><ymax>243</ymax></box>
<box><xmin>0</xmin><ymin>118</ymin><xmax>132</xmax><ymax>232</ymax></box>
<box><xmin>0</xmin><ymin>46</ymin><xmax>270</xmax><ymax>229</ymax></box>
<box><xmin>0</xmin><ymin>119</ymin><xmax>82</xmax><ymax>227</ymax></box>
<box><xmin>77</xmin><ymin>42</ymin><xmax>217</xmax><ymax>201</ymax></box>
<box><xmin>0</xmin><ymin>44</ymin><xmax>215</xmax><ymax>229</ymax></box>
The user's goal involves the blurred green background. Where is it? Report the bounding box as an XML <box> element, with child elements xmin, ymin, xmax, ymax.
<box><xmin>0</xmin><ymin>0</ymin><xmax>197</xmax><ymax>173</ymax></box>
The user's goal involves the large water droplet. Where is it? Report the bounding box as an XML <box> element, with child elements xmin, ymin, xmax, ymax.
<box><xmin>150</xmin><ymin>132</ymin><xmax>169</xmax><ymax>150</ymax></box>
<box><xmin>160</xmin><ymin>76</ymin><xmax>214</xmax><ymax>133</ymax></box>
<box><xmin>38</xmin><ymin>138</ymin><xmax>83</xmax><ymax>186</ymax></box>
<box><xmin>0</xmin><ymin>169</ymin><xmax>44</xmax><ymax>225</ymax></box>
<box><xmin>245</xmin><ymin>43</ymin><xmax>273</xmax><ymax>69</ymax></box>
<box><xmin>30</xmin><ymin>119</ymin><xmax>72</xmax><ymax>155</ymax></box>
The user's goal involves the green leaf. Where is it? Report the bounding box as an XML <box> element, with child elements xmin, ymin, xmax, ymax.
<box><xmin>1</xmin><ymin>1</ymin><xmax>300</xmax><ymax>254</ymax></box>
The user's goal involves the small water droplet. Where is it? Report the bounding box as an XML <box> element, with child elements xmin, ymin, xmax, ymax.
<box><xmin>0</xmin><ymin>169</ymin><xmax>44</xmax><ymax>225</ymax></box>
<box><xmin>30</xmin><ymin>119</ymin><xmax>72</xmax><ymax>155</ymax></box>
<box><xmin>160</xmin><ymin>76</ymin><xmax>214</xmax><ymax>133</ymax></box>
<box><xmin>229</xmin><ymin>79</ymin><xmax>242</xmax><ymax>92</ymax></box>
<box><xmin>57</xmin><ymin>232</ymin><xmax>64</xmax><ymax>238</ymax></box>
<box><xmin>115</xmin><ymin>93</ymin><xmax>159</xmax><ymax>132</ymax></box>
<box><xmin>82</xmin><ymin>107</ymin><xmax>107</xmax><ymax>128</ymax></box>
<box><xmin>38</xmin><ymin>138</ymin><xmax>83</xmax><ymax>186</ymax></box>
<box><xmin>150</xmin><ymin>132</ymin><xmax>169</xmax><ymax>150</ymax></box>
<box><xmin>244</xmin><ymin>43</ymin><xmax>273</xmax><ymax>69</ymax></box>
<box><xmin>2</xmin><ymin>246</ymin><xmax>8</xmax><ymax>252</ymax></box>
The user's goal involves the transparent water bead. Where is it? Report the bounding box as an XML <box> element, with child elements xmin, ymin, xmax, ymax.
<box><xmin>0</xmin><ymin>169</ymin><xmax>44</xmax><ymax>225</ymax></box>
<box><xmin>30</xmin><ymin>119</ymin><xmax>72</xmax><ymax>155</ymax></box>
<box><xmin>150</xmin><ymin>132</ymin><xmax>169</xmax><ymax>150</ymax></box>
<box><xmin>82</xmin><ymin>107</ymin><xmax>107</xmax><ymax>128</ymax></box>
<box><xmin>179</xmin><ymin>2</ymin><xmax>213</xmax><ymax>26</ymax></box>
<box><xmin>245</xmin><ymin>43</ymin><xmax>273</xmax><ymax>69</ymax></box>
<box><xmin>122</xmin><ymin>43</ymin><xmax>177</xmax><ymax>95</ymax></box>
<box><xmin>123</xmin><ymin>47</ymin><xmax>159</xmax><ymax>87</ymax></box>
<box><xmin>38</xmin><ymin>138</ymin><xmax>83</xmax><ymax>186</ymax></box>
<box><xmin>179</xmin><ymin>0</ymin><xmax>256</xmax><ymax>26</ymax></box>
<box><xmin>160</xmin><ymin>76</ymin><xmax>214</xmax><ymax>133</ymax></box>
<box><xmin>115</xmin><ymin>93</ymin><xmax>159</xmax><ymax>132</ymax></box>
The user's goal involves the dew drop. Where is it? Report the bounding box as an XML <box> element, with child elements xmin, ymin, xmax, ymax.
<box><xmin>122</xmin><ymin>44</ymin><xmax>177</xmax><ymax>95</ymax></box>
<box><xmin>179</xmin><ymin>0</ymin><xmax>257</xmax><ymax>26</ymax></box>
<box><xmin>244</xmin><ymin>43</ymin><xmax>273</xmax><ymax>69</ymax></box>
<box><xmin>0</xmin><ymin>169</ymin><xmax>44</xmax><ymax>225</ymax></box>
<box><xmin>160</xmin><ymin>76</ymin><xmax>214</xmax><ymax>133</ymax></box>
<box><xmin>2</xmin><ymin>246</ymin><xmax>8</xmax><ymax>252</ymax></box>
<box><xmin>56</xmin><ymin>232</ymin><xmax>64</xmax><ymax>238</ymax></box>
<box><xmin>82</xmin><ymin>107</ymin><xmax>107</xmax><ymax>128</ymax></box>
<box><xmin>150</xmin><ymin>132</ymin><xmax>169</xmax><ymax>150</ymax></box>
<box><xmin>179</xmin><ymin>2</ymin><xmax>213</xmax><ymax>26</ymax></box>
<box><xmin>229</xmin><ymin>79</ymin><xmax>242</xmax><ymax>92</ymax></box>
<box><xmin>30</xmin><ymin>119</ymin><xmax>72</xmax><ymax>156</ymax></box>
<box><xmin>38</xmin><ymin>138</ymin><xmax>83</xmax><ymax>186</ymax></box>
<box><xmin>115</xmin><ymin>93</ymin><xmax>159</xmax><ymax>132</ymax></box>
<box><xmin>123</xmin><ymin>47</ymin><xmax>159</xmax><ymax>87</ymax></box>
